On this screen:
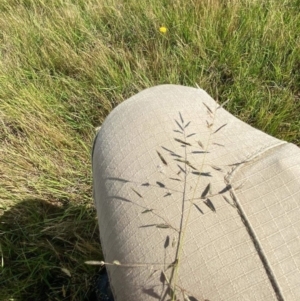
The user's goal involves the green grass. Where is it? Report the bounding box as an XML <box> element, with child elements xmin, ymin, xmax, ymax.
<box><xmin>0</xmin><ymin>0</ymin><xmax>299</xmax><ymax>299</ymax></box>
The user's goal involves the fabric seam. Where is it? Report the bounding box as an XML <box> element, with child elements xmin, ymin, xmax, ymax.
<box><xmin>225</xmin><ymin>141</ymin><xmax>287</xmax><ymax>301</ymax></box>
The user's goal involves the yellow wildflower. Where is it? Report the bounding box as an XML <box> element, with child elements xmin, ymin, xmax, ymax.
<box><xmin>159</xmin><ymin>26</ymin><xmax>167</xmax><ymax>34</ymax></box>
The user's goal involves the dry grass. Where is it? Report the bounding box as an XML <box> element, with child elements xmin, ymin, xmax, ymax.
<box><xmin>0</xmin><ymin>0</ymin><xmax>300</xmax><ymax>300</ymax></box>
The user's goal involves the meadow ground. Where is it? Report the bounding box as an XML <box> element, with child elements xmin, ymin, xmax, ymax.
<box><xmin>0</xmin><ymin>0</ymin><xmax>299</xmax><ymax>300</ymax></box>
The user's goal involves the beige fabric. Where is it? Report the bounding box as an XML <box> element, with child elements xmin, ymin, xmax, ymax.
<box><xmin>92</xmin><ymin>85</ymin><xmax>300</xmax><ymax>301</ymax></box>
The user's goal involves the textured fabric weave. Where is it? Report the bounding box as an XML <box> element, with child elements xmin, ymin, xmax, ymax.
<box><xmin>92</xmin><ymin>85</ymin><xmax>300</xmax><ymax>301</ymax></box>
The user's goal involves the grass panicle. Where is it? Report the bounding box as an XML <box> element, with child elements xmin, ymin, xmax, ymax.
<box><xmin>93</xmin><ymin>106</ymin><xmax>236</xmax><ymax>300</ymax></box>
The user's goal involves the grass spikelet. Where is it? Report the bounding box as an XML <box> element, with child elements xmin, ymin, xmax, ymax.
<box><xmin>201</xmin><ymin>183</ymin><xmax>211</xmax><ymax>199</ymax></box>
<box><xmin>210</xmin><ymin>165</ymin><xmax>223</xmax><ymax>172</ymax></box>
<box><xmin>142</xmin><ymin>209</ymin><xmax>153</xmax><ymax>214</ymax></box>
<box><xmin>157</xmin><ymin>151</ymin><xmax>168</xmax><ymax>166</ymax></box>
<box><xmin>169</xmin><ymin>177</ymin><xmax>181</xmax><ymax>182</ymax></box>
<box><xmin>212</xmin><ymin>142</ymin><xmax>225</xmax><ymax>147</ymax></box>
<box><xmin>175</xmin><ymin>120</ymin><xmax>184</xmax><ymax>131</ymax></box>
<box><xmin>222</xmin><ymin>196</ymin><xmax>236</xmax><ymax>208</ymax></box>
<box><xmin>156</xmin><ymin>224</ymin><xmax>171</xmax><ymax>229</ymax></box>
<box><xmin>164</xmin><ymin>236</ymin><xmax>170</xmax><ymax>248</ymax></box>
<box><xmin>218</xmin><ymin>184</ymin><xmax>232</xmax><ymax>194</ymax></box>
<box><xmin>204</xmin><ymin>198</ymin><xmax>216</xmax><ymax>213</ymax></box>
<box><xmin>191</xmin><ymin>171</ymin><xmax>211</xmax><ymax>177</ymax></box>
<box><xmin>156</xmin><ymin>181</ymin><xmax>166</xmax><ymax>188</ymax></box>
<box><xmin>206</xmin><ymin>120</ymin><xmax>213</xmax><ymax>128</ymax></box>
<box><xmin>193</xmin><ymin>203</ymin><xmax>204</xmax><ymax>214</ymax></box>
<box><xmin>177</xmin><ymin>164</ymin><xmax>186</xmax><ymax>174</ymax></box>
<box><xmin>203</xmin><ymin>103</ymin><xmax>213</xmax><ymax>115</ymax></box>
<box><xmin>184</xmin><ymin>121</ymin><xmax>191</xmax><ymax>128</ymax></box>
<box><xmin>198</xmin><ymin>140</ymin><xmax>204</xmax><ymax>148</ymax></box>
<box><xmin>179</xmin><ymin>112</ymin><xmax>184</xmax><ymax>124</ymax></box>
<box><xmin>174</xmin><ymin>138</ymin><xmax>192</xmax><ymax>146</ymax></box>
<box><xmin>186</xmin><ymin>133</ymin><xmax>196</xmax><ymax>138</ymax></box>
<box><xmin>213</xmin><ymin>123</ymin><xmax>227</xmax><ymax>134</ymax></box>
<box><xmin>191</xmin><ymin>151</ymin><xmax>209</xmax><ymax>154</ymax></box>
<box><xmin>131</xmin><ymin>188</ymin><xmax>143</xmax><ymax>198</ymax></box>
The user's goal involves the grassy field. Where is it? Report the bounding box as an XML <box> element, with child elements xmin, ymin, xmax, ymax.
<box><xmin>0</xmin><ymin>0</ymin><xmax>299</xmax><ymax>300</ymax></box>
